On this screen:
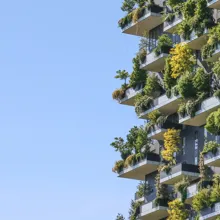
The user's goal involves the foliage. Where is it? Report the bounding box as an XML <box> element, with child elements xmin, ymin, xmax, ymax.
<box><xmin>136</xmin><ymin>181</ymin><xmax>145</xmax><ymax>199</ymax></box>
<box><xmin>177</xmin><ymin>0</ymin><xmax>213</xmax><ymax>40</ymax></box>
<box><xmin>115</xmin><ymin>70</ymin><xmax>130</xmax><ymax>85</ymax></box>
<box><xmin>111</xmin><ymin>126</ymin><xmax>152</xmax><ymax>173</ymax></box>
<box><xmin>192</xmin><ymin>188</ymin><xmax>211</xmax><ymax>212</ymax></box>
<box><xmin>167</xmin><ymin>199</ymin><xmax>189</xmax><ymax>220</ymax></box>
<box><xmin>135</xmin><ymin>94</ymin><xmax>153</xmax><ymax>115</ymax></box>
<box><xmin>177</xmin><ymin>74</ymin><xmax>196</xmax><ymax>99</ymax></box>
<box><xmin>112</xmin><ymin>88</ymin><xmax>126</xmax><ymax>101</ymax></box>
<box><xmin>146</xmin><ymin>110</ymin><xmax>161</xmax><ymax>123</ymax></box>
<box><xmin>116</xmin><ymin>213</ymin><xmax>125</xmax><ymax>220</ymax></box>
<box><xmin>202</xmin><ymin>141</ymin><xmax>220</xmax><ymax>155</ymax></box>
<box><xmin>112</xmin><ymin>160</ymin><xmax>125</xmax><ymax>173</ymax></box>
<box><xmin>213</xmin><ymin>61</ymin><xmax>220</xmax><ymax>79</ymax></box>
<box><xmin>164</xmin><ymin>57</ymin><xmax>177</xmax><ymax>97</ymax></box>
<box><xmin>169</xmin><ymin>43</ymin><xmax>195</xmax><ymax>79</ymax></box>
<box><xmin>128</xmin><ymin>200</ymin><xmax>144</xmax><ymax>220</ymax></box>
<box><xmin>167</xmin><ymin>0</ymin><xmax>184</xmax><ymax>8</ymax></box>
<box><xmin>155</xmin><ymin>171</ymin><xmax>170</xmax><ymax>206</ymax></box>
<box><xmin>121</xmin><ymin>0</ymin><xmax>135</xmax><ymax>13</ymax></box>
<box><xmin>129</xmin><ymin>55</ymin><xmax>147</xmax><ymax>88</ymax></box>
<box><xmin>153</xmin><ymin>34</ymin><xmax>172</xmax><ymax>56</ymax></box>
<box><xmin>161</xmin><ymin>129</ymin><xmax>181</xmax><ymax>164</ymax></box>
<box><xmin>202</xmin><ymin>24</ymin><xmax>220</xmax><ymax>59</ymax></box>
<box><xmin>193</xmin><ymin>68</ymin><xmax>210</xmax><ymax>94</ymax></box>
<box><xmin>144</xmin><ymin>73</ymin><xmax>162</xmax><ymax>98</ymax></box>
<box><xmin>205</xmin><ymin>109</ymin><xmax>220</xmax><ymax>135</ymax></box>
<box><xmin>174</xmin><ymin>177</ymin><xmax>190</xmax><ymax>202</ymax></box>
<box><xmin>178</xmin><ymin>102</ymin><xmax>186</xmax><ymax>118</ymax></box>
<box><xmin>210</xmin><ymin>174</ymin><xmax>220</xmax><ymax>204</ymax></box>
<box><xmin>214</xmin><ymin>90</ymin><xmax>220</xmax><ymax>99</ymax></box>
<box><xmin>111</xmin><ymin>137</ymin><xmax>132</xmax><ymax>160</ymax></box>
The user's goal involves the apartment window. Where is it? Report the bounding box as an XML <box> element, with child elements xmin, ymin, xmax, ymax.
<box><xmin>182</xmin><ymin>137</ymin><xmax>186</xmax><ymax>155</ymax></box>
<box><xmin>195</xmin><ymin>131</ymin><xmax>199</xmax><ymax>165</ymax></box>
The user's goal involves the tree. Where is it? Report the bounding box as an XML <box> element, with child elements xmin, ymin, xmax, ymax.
<box><xmin>115</xmin><ymin>70</ymin><xmax>130</xmax><ymax>85</ymax></box>
<box><xmin>121</xmin><ymin>0</ymin><xmax>135</xmax><ymax>13</ymax></box>
<box><xmin>115</xmin><ymin>213</ymin><xmax>125</xmax><ymax>220</ymax></box>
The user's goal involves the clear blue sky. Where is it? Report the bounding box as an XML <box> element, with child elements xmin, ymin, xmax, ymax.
<box><xmin>0</xmin><ymin>1</ymin><xmax>143</xmax><ymax>219</ymax></box>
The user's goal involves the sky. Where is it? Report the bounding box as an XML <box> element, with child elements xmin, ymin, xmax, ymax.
<box><xmin>0</xmin><ymin>1</ymin><xmax>144</xmax><ymax>219</ymax></box>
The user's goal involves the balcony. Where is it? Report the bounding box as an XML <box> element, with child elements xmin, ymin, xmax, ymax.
<box><xmin>208</xmin><ymin>0</ymin><xmax>220</xmax><ymax>9</ymax></box>
<box><xmin>200</xmin><ymin>202</ymin><xmax>220</xmax><ymax>220</ymax></box>
<box><xmin>204</xmin><ymin>148</ymin><xmax>220</xmax><ymax>167</ymax></box>
<box><xmin>120</xmin><ymin>84</ymin><xmax>143</xmax><ymax>106</ymax></box>
<box><xmin>134</xmin><ymin>192</ymin><xmax>145</xmax><ymax>203</ymax></box>
<box><xmin>139</xmin><ymin>199</ymin><xmax>168</xmax><ymax>220</ymax></box>
<box><xmin>147</xmin><ymin>124</ymin><xmax>167</xmax><ymax>141</ymax></box>
<box><xmin>163</xmin><ymin>14</ymin><xmax>183</xmax><ymax>33</ymax></box>
<box><xmin>140</xmin><ymin>46</ymin><xmax>171</xmax><ymax>72</ymax></box>
<box><xmin>182</xmin><ymin>29</ymin><xmax>208</xmax><ymax>50</ymax></box>
<box><xmin>122</xmin><ymin>6</ymin><xmax>163</xmax><ymax>37</ymax></box>
<box><xmin>118</xmin><ymin>153</ymin><xmax>160</xmax><ymax>180</ymax></box>
<box><xmin>147</xmin><ymin>120</ymin><xmax>180</xmax><ymax>141</ymax></box>
<box><xmin>139</xmin><ymin>94</ymin><xmax>181</xmax><ymax>119</ymax></box>
<box><xmin>179</xmin><ymin>97</ymin><xmax>220</xmax><ymax>126</ymax></box>
<box><xmin>160</xmin><ymin>163</ymin><xmax>200</xmax><ymax>185</ymax></box>
<box><xmin>204</xmin><ymin>44</ymin><xmax>220</xmax><ymax>62</ymax></box>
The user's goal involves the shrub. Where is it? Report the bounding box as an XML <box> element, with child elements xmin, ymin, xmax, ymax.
<box><xmin>169</xmin><ymin>43</ymin><xmax>195</xmax><ymax>79</ymax></box>
<box><xmin>205</xmin><ymin>109</ymin><xmax>220</xmax><ymax>135</ymax></box>
<box><xmin>167</xmin><ymin>199</ymin><xmax>189</xmax><ymax>220</ymax></box>
<box><xmin>135</xmin><ymin>94</ymin><xmax>153</xmax><ymax>115</ymax></box>
<box><xmin>192</xmin><ymin>188</ymin><xmax>211</xmax><ymax>212</ymax></box>
<box><xmin>213</xmin><ymin>61</ymin><xmax>220</xmax><ymax>79</ymax></box>
<box><xmin>178</xmin><ymin>103</ymin><xmax>186</xmax><ymax>118</ymax></box>
<box><xmin>144</xmin><ymin>74</ymin><xmax>162</xmax><ymax>98</ymax></box>
<box><xmin>124</xmin><ymin>154</ymin><xmax>136</xmax><ymax>168</ymax></box>
<box><xmin>129</xmin><ymin>55</ymin><xmax>147</xmax><ymax>88</ymax></box>
<box><xmin>164</xmin><ymin>57</ymin><xmax>177</xmax><ymax>96</ymax></box>
<box><xmin>153</xmin><ymin>34</ymin><xmax>173</xmax><ymax>56</ymax></box>
<box><xmin>175</xmin><ymin>177</ymin><xmax>190</xmax><ymax>202</ymax></box>
<box><xmin>112</xmin><ymin>160</ymin><xmax>125</xmax><ymax>173</ymax></box>
<box><xmin>202</xmin><ymin>141</ymin><xmax>220</xmax><ymax>155</ymax></box>
<box><xmin>193</xmin><ymin>68</ymin><xmax>210</xmax><ymax>94</ymax></box>
<box><xmin>185</xmin><ymin>99</ymin><xmax>197</xmax><ymax>118</ymax></box>
<box><xmin>210</xmin><ymin>174</ymin><xmax>220</xmax><ymax>204</ymax></box>
<box><xmin>202</xmin><ymin>24</ymin><xmax>220</xmax><ymax>59</ymax></box>
<box><xmin>177</xmin><ymin>74</ymin><xmax>196</xmax><ymax>99</ymax></box>
<box><xmin>129</xmin><ymin>200</ymin><xmax>144</xmax><ymax>220</ymax></box>
<box><xmin>112</xmin><ymin>88</ymin><xmax>126</xmax><ymax>101</ymax></box>
<box><xmin>162</xmin><ymin>129</ymin><xmax>181</xmax><ymax>164</ymax></box>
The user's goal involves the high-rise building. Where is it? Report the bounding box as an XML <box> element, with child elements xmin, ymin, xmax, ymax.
<box><xmin>112</xmin><ymin>0</ymin><xmax>220</xmax><ymax>219</ymax></box>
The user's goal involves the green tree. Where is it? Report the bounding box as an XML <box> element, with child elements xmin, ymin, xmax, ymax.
<box><xmin>115</xmin><ymin>70</ymin><xmax>130</xmax><ymax>85</ymax></box>
<box><xmin>121</xmin><ymin>0</ymin><xmax>135</xmax><ymax>12</ymax></box>
<box><xmin>116</xmin><ymin>213</ymin><xmax>125</xmax><ymax>220</ymax></box>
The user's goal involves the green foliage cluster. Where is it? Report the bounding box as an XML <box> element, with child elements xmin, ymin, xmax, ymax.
<box><xmin>205</xmin><ymin>109</ymin><xmax>220</xmax><ymax>135</ymax></box>
<box><xmin>192</xmin><ymin>188</ymin><xmax>211</xmax><ymax>212</ymax></box>
<box><xmin>111</xmin><ymin>126</ymin><xmax>152</xmax><ymax>174</ymax></box>
<box><xmin>153</xmin><ymin>34</ymin><xmax>173</xmax><ymax>56</ymax></box>
<box><xmin>130</xmin><ymin>55</ymin><xmax>148</xmax><ymax>88</ymax></box>
<box><xmin>202</xmin><ymin>24</ymin><xmax>220</xmax><ymax>59</ymax></box>
<box><xmin>115</xmin><ymin>214</ymin><xmax>125</xmax><ymax>220</ymax></box>
<box><xmin>135</xmin><ymin>74</ymin><xmax>163</xmax><ymax>116</ymax></box>
<box><xmin>112</xmin><ymin>55</ymin><xmax>147</xmax><ymax>101</ymax></box>
<box><xmin>192</xmin><ymin>174</ymin><xmax>220</xmax><ymax>213</ymax></box>
<box><xmin>128</xmin><ymin>200</ymin><xmax>144</xmax><ymax>220</ymax></box>
<box><xmin>176</xmin><ymin>0</ymin><xmax>214</xmax><ymax>40</ymax></box>
<box><xmin>118</xmin><ymin>0</ymin><xmax>159</xmax><ymax>29</ymax></box>
<box><xmin>202</xmin><ymin>141</ymin><xmax>220</xmax><ymax>155</ymax></box>
<box><xmin>177</xmin><ymin>68</ymin><xmax>209</xmax><ymax>118</ymax></box>
<box><xmin>174</xmin><ymin>177</ymin><xmax>190</xmax><ymax>202</ymax></box>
